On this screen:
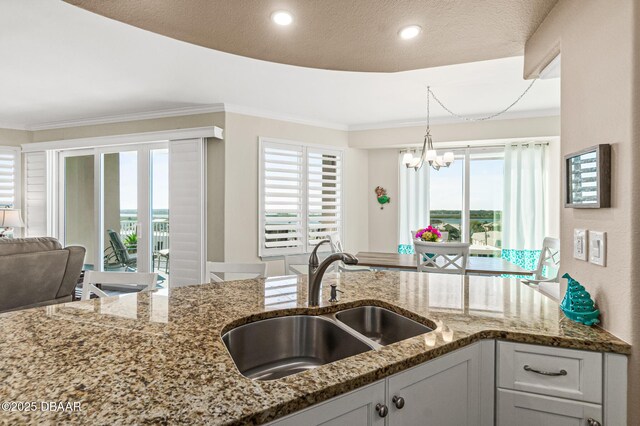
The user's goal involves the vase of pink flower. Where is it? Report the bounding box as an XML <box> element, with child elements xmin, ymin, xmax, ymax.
<box><xmin>414</xmin><ymin>226</ymin><xmax>443</xmax><ymax>260</ymax></box>
<box><xmin>415</xmin><ymin>225</ymin><xmax>442</xmax><ymax>242</ymax></box>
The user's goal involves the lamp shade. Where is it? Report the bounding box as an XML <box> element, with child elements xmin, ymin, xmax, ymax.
<box><xmin>0</xmin><ymin>209</ymin><xmax>25</xmax><ymax>228</ymax></box>
<box><xmin>401</xmin><ymin>152</ymin><xmax>414</xmax><ymax>166</ymax></box>
<box><xmin>443</xmin><ymin>152</ymin><xmax>455</xmax><ymax>164</ymax></box>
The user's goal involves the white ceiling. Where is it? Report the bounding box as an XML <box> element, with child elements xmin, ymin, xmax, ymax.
<box><xmin>0</xmin><ymin>0</ymin><xmax>560</xmax><ymax>131</ymax></box>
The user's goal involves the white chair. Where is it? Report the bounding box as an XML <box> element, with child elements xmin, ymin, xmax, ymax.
<box><xmin>523</xmin><ymin>237</ymin><xmax>561</xmax><ymax>285</ymax></box>
<box><xmin>328</xmin><ymin>233</ymin><xmax>372</xmax><ymax>273</ymax></box>
<box><xmin>414</xmin><ymin>241</ymin><xmax>470</xmax><ymax>275</ymax></box>
<box><xmin>206</xmin><ymin>262</ymin><xmax>267</xmax><ymax>283</ymax></box>
<box><xmin>283</xmin><ymin>252</ymin><xmax>333</xmax><ymax>275</ymax></box>
<box><xmin>81</xmin><ymin>271</ymin><xmax>158</xmax><ymax>300</ymax></box>
<box><xmin>284</xmin><ymin>253</ymin><xmax>312</xmax><ymax>275</ymax></box>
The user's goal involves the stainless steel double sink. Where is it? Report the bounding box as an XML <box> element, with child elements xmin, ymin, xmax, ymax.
<box><xmin>222</xmin><ymin>306</ymin><xmax>433</xmax><ymax>381</ymax></box>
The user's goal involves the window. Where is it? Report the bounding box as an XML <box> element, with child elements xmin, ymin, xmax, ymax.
<box><xmin>0</xmin><ymin>147</ymin><xmax>20</xmax><ymax>209</ymax></box>
<box><xmin>428</xmin><ymin>153</ymin><xmax>464</xmax><ymax>242</ymax></box>
<box><xmin>259</xmin><ymin>139</ymin><xmax>342</xmax><ymax>257</ymax></box>
<box><xmin>399</xmin><ymin>147</ymin><xmax>506</xmax><ymax>257</ymax></box>
<box><xmin>399</xmin><ymin>143</ymin><xmax>550</xmax><ymax>266</ymax></box>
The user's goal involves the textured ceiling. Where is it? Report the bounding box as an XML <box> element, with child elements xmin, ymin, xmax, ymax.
<box><xmin>64</xmin><ymin>0</ymin><xmax>558</xmax><ymax>72</ymax></box>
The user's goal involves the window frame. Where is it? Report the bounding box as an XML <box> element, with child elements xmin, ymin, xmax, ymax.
<box><xmin>424</xmin><ymin>146</ymin><xmax>505</xmax><ymax>245</ymax></box>
<box><xmin>258</xmin><ymin>137</ymin><xmax>344</xmax><ymax>258</ymax></box>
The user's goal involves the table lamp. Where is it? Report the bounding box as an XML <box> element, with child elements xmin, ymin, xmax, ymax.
<box><xmin>0</xmin><ymin>209</ymin><xmax>25</xmax><ymax>238</ymax></box>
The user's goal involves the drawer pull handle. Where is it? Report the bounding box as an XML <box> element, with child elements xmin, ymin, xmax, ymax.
<box><xmin>523</xmin><ymin>364</ymin><xmax>567</xmax><ymax>376</ymax></box>
<box><xmin>587</xmin><ymin>418</ymin><xmax>601</xmax><ymax>426</ymax></box>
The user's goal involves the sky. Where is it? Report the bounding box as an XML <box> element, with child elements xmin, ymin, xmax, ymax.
<box><xmin>118</xmin><ymin>150</ymin><xmax>169</xmax><ymax>211</ymax></box>
<box><xmin>429</xmin><ymin>158</ymin><xmax>504</xmax><ymax>211</ymax></box>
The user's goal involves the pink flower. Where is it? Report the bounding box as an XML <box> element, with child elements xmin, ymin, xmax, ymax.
<box><xmin>415</xmin><ymin>225</ymin><xmax>442</xmax><ymax>242</ymax></box>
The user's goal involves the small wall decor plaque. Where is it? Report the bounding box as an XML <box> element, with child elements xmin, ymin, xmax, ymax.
<box><xmin>564</xmin><ymin>144</ymin><xmax>611</xmax><ymax>208</ymax></box>
<box><xmin>375</xmin><ymin>186</ymin><xmax>390</xmax><ymax>209</ymax></box>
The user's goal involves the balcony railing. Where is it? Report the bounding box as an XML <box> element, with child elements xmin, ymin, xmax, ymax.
<box><xmin>120</xmin><ymin>219</ymin><xmax>169</xmax><ymax>252</ymax></box>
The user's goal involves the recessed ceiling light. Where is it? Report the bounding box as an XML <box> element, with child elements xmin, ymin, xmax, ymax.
<box><xmin>399</xmin><ymin>25</ymin><xmax>422</xmax><ymax>40</ymax></box>
<box><xmin>271</xmin><ymin>11</ymin><xmax>293</xmax><ymax>26</ymax></box>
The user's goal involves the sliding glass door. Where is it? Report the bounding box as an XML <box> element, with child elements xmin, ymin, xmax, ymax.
<box><xmin>59</xmin><ymin>142</ymin><xmax>170</xmax><ymax>284</ymax></box>
<box><xmin>60</xmin><ymin>150</ymin><xmax>96</xmax><ymax>264</ymax></box>
<box><xmin>101</xmin><ymin>149</ymin><xmax>140</xmax><ymax>273</ymax></box>
<box><xmin>468</xmin><ymin>150</ymin><xmax>504</xmax><ymax>256</ymax></box>
<box><xmin>150</xmin><ymin>148</ymin><xmax>169</xmax><ymax>275</ymax></box>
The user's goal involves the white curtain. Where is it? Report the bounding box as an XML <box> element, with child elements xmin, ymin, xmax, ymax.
<box><xmin>502</xmin><ymin>143</ymin><xmax>548</xmax><ymax>251</ymax></box>
<box><xmin>398</xmin><ymin>154</ymin><xmax>429</xmax><ymax>248</ymax></box>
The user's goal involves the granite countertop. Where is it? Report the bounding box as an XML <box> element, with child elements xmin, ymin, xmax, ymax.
<box><xmin>0</xmin><ymin>271</ymin><xmax>630</xmax><ymax>425</ymax></box>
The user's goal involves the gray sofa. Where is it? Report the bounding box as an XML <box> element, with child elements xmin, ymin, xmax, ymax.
<box><xmin>0</xmin><ymin>237</ymin><xmax>85</xmax><ymax>313</ymax></box>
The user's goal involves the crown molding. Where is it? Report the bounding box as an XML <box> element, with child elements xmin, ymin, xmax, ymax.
<box><xmin>222</xmin><ymin>104</ymin><xmax>349</xmax><ymax>131</ymax></box>
<box><xmin>0</xmin><ymin>122</ymin><xmax>30</xmax><ymax>131</ymax></box>
<box><xmin>11</xmin><ymin>104</ymin><xmax>558</xmax><ymax>134</ymax></box>
<box><xmin>347</xmin><ymin>107</ymin><xmax>561</xmax><ymax>131</ymax></box>
<box><xmin>26</xmin><ymin>104</ymin><xmax>226</xmax><ymax>131</ymax></box>
<box><xmin>21</xmin><ymin>103</ymin><xmax>350</xmax><ymax>132</ymax></box>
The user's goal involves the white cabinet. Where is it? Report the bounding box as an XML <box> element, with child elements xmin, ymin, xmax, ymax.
<box><xmin>270</xmin><ymin>341</ymin><xmax>492</xmax><ymax>426</ymax></box>
<box><xmin>271</xmin><ymin>381</ymin><xmax>386</xmax><ymax>426</ymax></box>
<box><xmin>271</xmin><ymin>341</ymin><xmax>625</xmax><ymax>426</ymax></box>
<box><xmin>387</xmin><ymin>341</ymin><xmax>493</xmax><ymax>426</ymax></box>
<box><xmin>497</xmin><ymin>389</ymin><xmax>602</xmax><ymax>426</ymax></box>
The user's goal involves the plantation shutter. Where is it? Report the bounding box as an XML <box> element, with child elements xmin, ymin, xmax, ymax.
<box><xmin>307</xmin><ymin>148</ymin><xmax>342</xmax><ymax>251</ymax></box>
<box><xmin>169</xmin><ymin>138</ymin><xmax>206</xmax><ymax>286</ymax></box>
<box><xmin>259</xmin><ymin>140</ymin><xmax>343</xmax><ymax>257</ymax></box>
<box><xmin>24</xmin><ymin>151</ymin><xmax>48</xmax><ymax>237</ymax></box>
<box><xmin>0</xmin><ymin>147</ymin><xmax>19</xmax><ymax>209</ymax></box>
<box><xmin>259</xmin><ymin>141</ymin><xmax>304</xmax><ymax>256</ymax></box>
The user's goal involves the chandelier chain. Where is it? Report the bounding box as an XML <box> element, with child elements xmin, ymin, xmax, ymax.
<box><xmin>427</xmin><ymin>79</ymin><xmax>537</xmax><ymax>123</ymax></box>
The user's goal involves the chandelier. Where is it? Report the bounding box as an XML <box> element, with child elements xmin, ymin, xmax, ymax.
<box><xmin>403</xmin><ymin>80</ymin><xmax>537</xmax><ymax>171</ymax></box>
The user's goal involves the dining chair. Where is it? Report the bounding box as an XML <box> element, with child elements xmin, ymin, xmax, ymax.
<box><xmin>327</xmin><ymin>232</ymin><xmax>372</xmax><ymax>273</ymax></box>
<box><xmin>81</xmin><ymin>271</ymin><xmax>158</xmax><ymax>300</ymax></box>
<box><xmin>522</xmin><ymin>237</ymin><xmax>561</xmax><ymax>285</ymax></box>
<box><xmin>414</xmin><ymin>241</ymin><xmax>470</xmax><ymax>275</ymax></box>
<box><xmin>206</xmin><ymin>261</ymin><xmax>267</xmax><ymax>283</ymax></box>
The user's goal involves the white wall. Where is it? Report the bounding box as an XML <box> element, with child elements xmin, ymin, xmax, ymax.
<box><xmin>368</xmin><ymin>149</ymin><xmax>400</xmax><ymax>252</ymax></box>
<box><xmin>223</xmin><ymin>112</ymin><xmax>369</xmax><ymax>276</ymax></box>
<box><xmin>525</xmin><ymin>0</ymin><xmax>640</xmax><ymax>418</ymax></box>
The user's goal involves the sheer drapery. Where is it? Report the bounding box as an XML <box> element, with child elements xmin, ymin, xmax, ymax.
<box><xmin>398</xmin><ymin>154</ymin><xmax>428</xmax><ymax>253</ymax></box>
<box><xmin>501</xmin><ymin>143</ymin><xmax>548</xmax><ymax>269</ymax></box>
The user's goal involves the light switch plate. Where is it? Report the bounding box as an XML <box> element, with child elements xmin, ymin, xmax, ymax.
<box><xmin>589</xmin><ymin>231</ymin><xmax>607</xmax><ymax>266</ymax></box>
<box><xmin>573</xmin><ymin>229</ymin><xmax>587</xmax><ymax>261</ymax></box>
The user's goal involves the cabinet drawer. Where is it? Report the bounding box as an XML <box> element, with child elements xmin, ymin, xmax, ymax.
<box><xmin>497</xmin><ymin>341</ymin><xmax>602</xmax><ymax>403</ymax></box>
<box><xmin>497</xmin><ymin>389</ymin><xmax>602</xmax><ymax>426</ymax></box>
